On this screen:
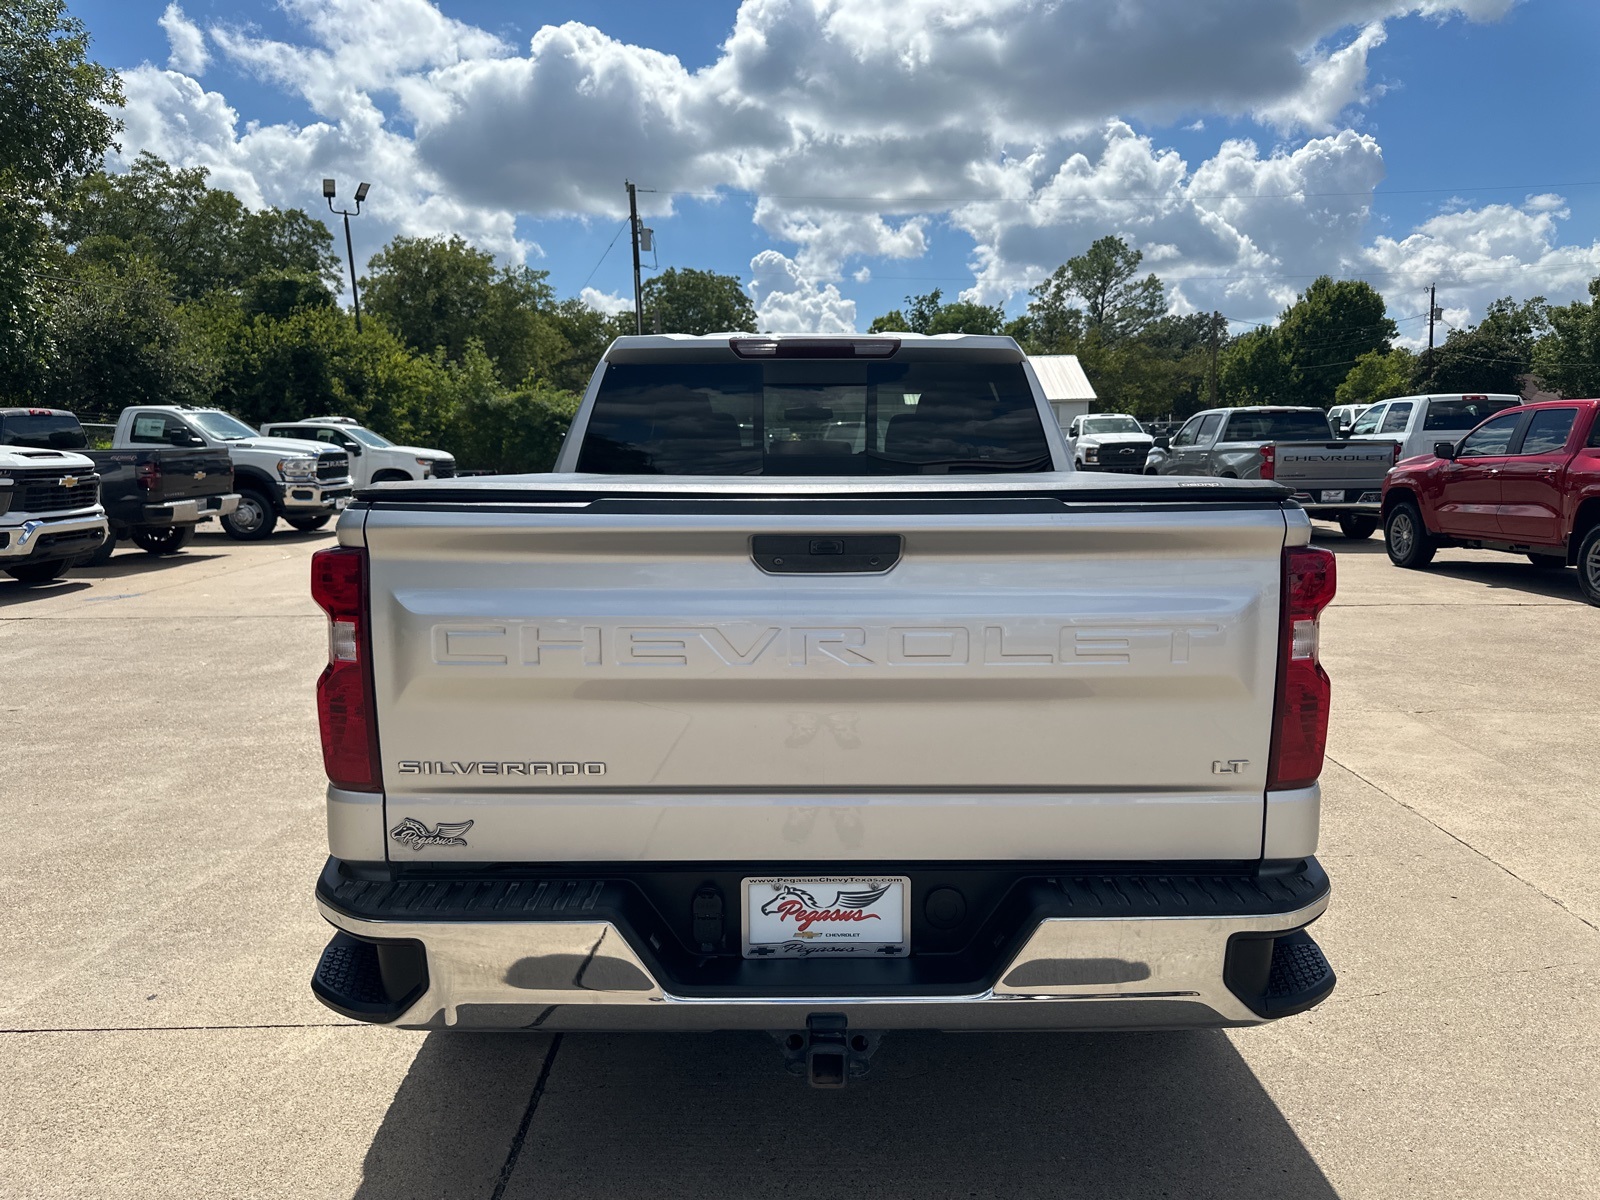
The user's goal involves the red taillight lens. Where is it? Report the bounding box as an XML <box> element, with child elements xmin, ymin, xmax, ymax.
<box><xmin>1392</xmin><ymin>442</ymin><xmax>1402</xmax><ymax>464</ymax></box>
<box><xmin>1259</xmin><ymin>444</ymin><xmax>1275</xmax><ymax>480</ymax></box>
<box><xmin>136</xmin><ymin>460</ymin><xmax>160</xmax><ymax>492</ymax></box>
<box><xmin>1268</xmin><ymin>545</ymin><xmax>1336</xmax><ymax>791</ymax></box>
<box><xmin>311</xmin><ymin>546</ymin><xmax>381</xmax><ymax>792</ymax></box>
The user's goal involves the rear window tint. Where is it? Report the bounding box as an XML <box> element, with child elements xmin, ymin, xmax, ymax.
<box><xmin>577</xmin><ymin>360</ymin><xmax>1051</xmax><ymax>475</ymax></box>
<box><xmin>1423</xmin><ymin>399</ymin><xmax>1520</xmax><ymax>430</ymax></box>
<box><xmin>1222</xmin><ymin>411</ymin><xmax>1333</xmax><ymax>441</ymax></box>
<box><xmin>0</xmin><ymin>412</ymin><xmax>87</xmax><ymax>450</ymax></box>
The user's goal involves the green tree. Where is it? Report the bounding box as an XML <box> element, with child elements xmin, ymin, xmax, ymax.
<box><xmin>867</xmin><ymin>288</ymin><xmax>1004</xmax><ymax>335</ymax></box>
<box><xmin>1413</xmin><ymin>296</ymin><xmax>1547</xmax><ymax>395</ymax></box>
<box><xmin>41</xmin><ymin>255</ymin><xmax>206</xmax><ymax>417</ymax></box>
<box><xmin>1336</xmin><ymin>347</ymin><xmax>1417</xmax><ymax>408</ymax></box>
<box><xmin>1534</xmin><ymin>279</ymin><xmax>1600</xmax><ymax>398</ymax></box>
<box><xmin>1219</xmin><ymin>326</ymin><xmax>1290</xmax><ymax>406</ymax></box>
<box><xmin>1026</xmin><ymin>236</ymin><xmax>1164</xmax><ymax>349</ymax></box>
<box><xmin>65</xmin><ymin>153</ymin><xmax>339</xmax><ymax>300</ymax></box>
<box><xmin>543</xmin><ymin>297</ymin><xmax>632</xmax><ymax>392</ymax></box>
<box><xmin>0</xmin><ymin>0</ymin><xmax>124</xmax><ymax>396</ymax></box>
<box><xmin>1274</xmin><ymin>276</ymin><xmax>1395</xmax><ymax>406</ymax></box>
<box><xmin>639</xmin><ymin>267</ymin><xmax>758</xmax><ymax>335</ymax></box>
<box><xmin>362</xmin><ymin>234</ymin><xmax>564</xmax><ymax>387</ymax></box>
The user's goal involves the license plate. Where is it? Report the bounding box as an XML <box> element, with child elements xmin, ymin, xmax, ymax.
<box><xmin>334</xmin><ymin>497</ymin><xmax>350</xmax><ymax>510</ymax></box>
<box><xmin>742</xmin><ymin>876</ymin><xmax>910</xmax><ymax>958</ymax></box>
<box><xmin>1319</xmin><ymin>489</ymin><xmax>1345</xmax><ymax>504</ymax></box>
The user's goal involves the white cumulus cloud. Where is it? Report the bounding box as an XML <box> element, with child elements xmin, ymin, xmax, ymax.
<box><xmin>158</xmin><ymin>4</ymin><xmax>208</xmax><ymax>76</ymax></box>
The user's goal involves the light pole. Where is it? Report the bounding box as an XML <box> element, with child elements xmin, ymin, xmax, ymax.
<box><xmin>324</xmin><ymin>178</ymin><xmax>370</xmax><ymax>332</ymax></box>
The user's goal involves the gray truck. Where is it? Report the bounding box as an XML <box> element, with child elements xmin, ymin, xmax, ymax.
<box><xmin>305</xmin><ymin>333</ymin><xmax>1339</xmax><ymax>1087</ymax></box>
<box><xmin>1147</xmin><ymin>406</ymin><xmax>1398</xmax><ymax>538</ymax></box>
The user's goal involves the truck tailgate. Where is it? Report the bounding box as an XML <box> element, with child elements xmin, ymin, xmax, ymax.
<box><xmin>1272</xmin><ymin>441</ymin><xmax>1394</xmax><ymax>486</ymax></box>
<box><xmin>360</xmin><ymin>490</ymin><xmax>1291</xmax><ymax>863</ymax></box>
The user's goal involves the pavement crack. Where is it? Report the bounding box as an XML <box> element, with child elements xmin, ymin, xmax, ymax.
<box><xmin>1327</xmin><ymin>754</ymin><xmax>1600</xmax><ymax>936</ymax></box>
<box><xmin>490</xmin><ymin>1034</ymin><xmax>563</xmax><ymax>1200</ymax></box>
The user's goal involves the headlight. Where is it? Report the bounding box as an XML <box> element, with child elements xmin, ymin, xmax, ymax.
<box><xmin>1084</xmin><ymin>446</ymin><xmax>1099</xmax><ymax>462</ymax></box>
<box><xmin>278</xmin><ymin>456</ymin><xmax>318</xmax><ymax>480</ymax></box>
<box><xmin>415</xmin><ymin>457</ymin><xmax>433</xmax><ymax>468</ymax></box>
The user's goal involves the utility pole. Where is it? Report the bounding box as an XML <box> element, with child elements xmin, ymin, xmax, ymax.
<box><xmin>1207</xmin><ymin>311</ymin><xmax>1222</xmax><ymax>408</ymax></box>
<box><xmin>626</xmin><ymin>179</ymin><xmax>643</xmax><ymax>335</ymax></box>
<box><xmin>1426</xmin><ymin>283</ymin><xmax>1437</xmax><ymax>373</ymax></box>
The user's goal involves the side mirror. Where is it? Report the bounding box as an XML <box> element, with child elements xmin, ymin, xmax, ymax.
<box><xmin>167</xmin><ymin>429</ymin><xmax>200</xmax><ymax>447</ymax></box>
<box><xmin>345</xmin><ymin>443</ymin><xmax>362</xmax><ymax>456</ymax></box>
<box><xmin>1153</xmin><ymin>435</ymin><xmax>1170</xmax><ymax>450</ymax></box>
<box><xmin>1433</xmin><ymin>441</ymin><xmax>1457</xmax><ymax>460</ymax></box>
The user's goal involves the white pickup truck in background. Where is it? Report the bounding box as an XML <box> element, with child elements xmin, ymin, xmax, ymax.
<box><xmin>307</xmin><ymin>333</ymin><xmax>1339</xmax><ymax>1087</ymax></box>
<box><xmin>259</xmin><ymin>416</ymin><xmax>456</xmax><ymax>487</ymax></box>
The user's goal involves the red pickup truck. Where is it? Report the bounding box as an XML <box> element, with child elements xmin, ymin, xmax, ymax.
<box><xmin>1381</xmin><ymin>398</ymin><xmax>1600</xmax><ymax>604</ymax></box>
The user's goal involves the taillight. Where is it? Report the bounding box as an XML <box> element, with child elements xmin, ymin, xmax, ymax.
<box><xmin>1259</xmin><ymin>444</ymin><xmax>1275</xmax><ymax>480</ymax></box>
<box><xmin>311</xmin><ymin>546</ymin><xmax>381</xmax><ymax>791</ymax></box>
<box><xmin>136</xmin><ymin>460</ymin><xmax>160</xmax><ymax>492</ymax></box>
<box><xmin>1392</xmin><ymin>442</ymin><xmax>1402</xmax><ymax>464</ymax></box>
<box><xmin>1268</xmin><ymin>545</ymin><xmax>1336</xmax><ymax>791</ymax></box>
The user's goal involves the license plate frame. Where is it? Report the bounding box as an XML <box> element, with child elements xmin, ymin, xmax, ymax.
<box><xmin>1319</xmin><ymin>489</ymin><xmax>1346</xmax><ymax>504</ymax></box>
<box><xmin>742</xmin><ymin>875</ymin><xmax>911</xmax><ymax>959</ymax></box>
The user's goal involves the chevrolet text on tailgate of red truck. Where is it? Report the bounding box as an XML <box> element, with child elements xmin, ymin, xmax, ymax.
<box><xmin>305</xmin><ymin>333</ymin><xmax>1339</xmax><ymax>1087</ymax></box>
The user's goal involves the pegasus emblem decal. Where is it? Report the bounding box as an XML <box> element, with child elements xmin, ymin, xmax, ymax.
<box><xmin>758</xmin><ymin>883</ymin><xmax>891</xmax><ymax>933</ymax></box>
<box><xmin>389</xmin><ymin>817</ymin><xmax>475</xmax><ymax>851</ymax></box>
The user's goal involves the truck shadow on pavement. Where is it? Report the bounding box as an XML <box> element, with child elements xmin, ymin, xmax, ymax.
<box><xmin>1425</xmin><ymin>559</ymin><xmax>1583</xmax><ymax>603</ymax></box>
<box><xmin>353</xmin><ymin>1029</ymin><xmax>1338</xmax><ymax>1200</ymax></box>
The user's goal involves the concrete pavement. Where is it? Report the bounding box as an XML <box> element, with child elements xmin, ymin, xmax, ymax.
<box><xmin>1</xmin><ymin>520</ymin><xmax>1596</xmax><ymax>1199</ymax></box>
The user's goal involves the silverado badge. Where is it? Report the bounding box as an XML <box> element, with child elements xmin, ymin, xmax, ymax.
<box><xmin>389</xmin><ymin>817</ymin><xmax>474</xmax><ymax>851</ymax></box>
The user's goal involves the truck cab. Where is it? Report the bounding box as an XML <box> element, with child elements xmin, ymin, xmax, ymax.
<box><xmin>259</xmin><ymin>416</ymin><xmax>455</xmax><ymax>487</ymax></box>
<box><xmin>1064</xmin><ymin>413</ymin><xmax>1154</xmax><ymax>473</ymax></box>
<box><xmin>1348</xmin><ymin>393</ymin><xmax>1522</xmax><ymax>462</ymax></box>
<box><xmin>113</xmin><ymin>406</ymin><xmax>354</xmax><ymax>540</ymax></box>
<box><xmin>0</xmin><ymin>409</ymin><xmax>109</xmax><ymax>584</ymax></box>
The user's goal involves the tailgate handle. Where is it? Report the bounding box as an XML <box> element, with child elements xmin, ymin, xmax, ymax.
<box><xmin>751</xmin><ymin>534</ymin><xmax>902</xmax><ymax>574</ymax></box>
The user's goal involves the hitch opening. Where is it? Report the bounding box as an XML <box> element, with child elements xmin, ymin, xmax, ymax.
<box><xmin>775</xmin><ymin>1014</ymin><xmax>880</xmax><ymax>1088</ymax></box>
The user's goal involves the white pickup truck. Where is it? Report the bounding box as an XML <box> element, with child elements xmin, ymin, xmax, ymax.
<box><xmin>110</xmin><ymin>406</ymin><xmax>354</xmax><ymax>539</ymax></box>
<box><xmin>0</xmin><ymin>437</ymin><xmax>108</xmax><ymax>584</ymax></box>
<box><xmin>258</xmin><ymin>416</ymin><xmax>456</xmax><ymax>487</ymax></box>
<box><xmin>307</xmin><ymin>334</ymin><xmax>1339</xmax><ymax>1086</ymax></box>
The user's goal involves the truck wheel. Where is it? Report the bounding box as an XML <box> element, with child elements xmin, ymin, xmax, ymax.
<box><xmin>221</xmin><ymin>487</ymin><xmax>277</xmax><ymax>541</ymax></box>
<box><xmin>285</xmin><ymin>515</ymin><xmax>331</xmax><ymax>532</ymax></box>
<box><xmin>1384</xmin><ymin>501</ymin><xmax>1436</xmax><ymax>569</ymax></box>
<box><xmin>6</xmin><ymin>560</ymin><xmax>70</xmax><ymax>585</ymax></box>
<box><xmin>1578</xmin><ymin>525</ymin><xmax>1600</xmax><ymax>607</ymax></box>
<box><xmin>86</xmin><ymin>531</ymin><xmax>118</xmax><ymax>566</ymax></box>
<box><xmin>1338</xmin><ymin>515</ymin><xmax>1378</xmax><ymax>540</ymax></box>
<box><xmin>130</xmin><ymin>524</ymin><xmax>195</xmax><ymax>555</ymax></box>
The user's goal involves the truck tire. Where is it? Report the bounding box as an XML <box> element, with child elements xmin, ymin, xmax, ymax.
<box><xmin>285</xmin><ymin>515</ymin><xmax>331</xmax><ymax>532</ymax></box>
<box><xmin>1338</xmin><ymin>515</ymin><xmax>1379</xmax><ymax>540</ymax></box>
<box><xmin>1578</xmin><ymin>525</ymin><xmax>1600</xmax><ymax>607</ymax></box>
<box><xmin>1384</xmin><ymin>500</ymin><xmax>1436</xmax><ymax>569</ymax></box>
<box><xmin>86</xmin><ymin>530</ymin><xmax>118</xmax><ymax>566</ymax></box>
<box><xmin>221</xmin><ymin>487</ymin><xmax>277</xmax><ymax>541</ymax></box>
<box><xmin>130</xmin><ymin>524</ymin><xmax>195</xmax><ymax>555</ymax></box>
<box><xmin>6</xmin><ymin>560</ymin><xmax>70</xmax><ymax>584</ymax></box>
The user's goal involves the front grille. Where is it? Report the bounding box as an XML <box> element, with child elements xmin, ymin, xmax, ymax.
<box><xmin>431</xmin><ymin>461</ymin><xmax>456</xmax><ymax>479</ymax></box>
<box><xmin>316</xmin><ymin>454</ymin><xmax>348</xmax><ymax>481</ymax></box>
<box><xmin>15</xmin><ymin>472</ymin><xmax>100</xmax><ymax>514</ymax></box>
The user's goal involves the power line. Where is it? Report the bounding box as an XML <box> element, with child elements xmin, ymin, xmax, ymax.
<box><xmin>578</xmin><ymin>219</ymin><xmax>629</xmax><ymax>291</ymax></box>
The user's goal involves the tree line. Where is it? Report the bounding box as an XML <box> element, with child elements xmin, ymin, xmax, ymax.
<box><xmin>868</xmin><ymin>234</ymin><xmax>1600</xmax><ymax>420</ymax></box>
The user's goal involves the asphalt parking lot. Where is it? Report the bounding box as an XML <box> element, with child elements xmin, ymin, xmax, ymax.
<box><xmin>2</xmin><ymin>520</ymin><xmax>1597</xmax><ymax>1199</ymax></box>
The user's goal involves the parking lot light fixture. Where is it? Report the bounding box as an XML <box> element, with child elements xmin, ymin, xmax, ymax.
<box><xmin>325</xmin><ymin>177</ymin><xmax>370</xmax><ymax>332</ymax></box>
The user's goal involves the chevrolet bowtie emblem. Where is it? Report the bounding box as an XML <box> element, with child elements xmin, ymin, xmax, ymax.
<box><xmin>59</xmin><ymin>475</ymin><xmax>79</xmax><ymax>488</ymax></box>
<box><xmin>194</xmin><ymin>470</ymin><xmax>206</xmax><ymax>480</ymax></box>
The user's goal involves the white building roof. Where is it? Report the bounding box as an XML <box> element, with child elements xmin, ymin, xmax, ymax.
<box><xmin>1028</xmin><ymin>355</ymin><xmax>1097</xmax><ymax>402</ymax></box>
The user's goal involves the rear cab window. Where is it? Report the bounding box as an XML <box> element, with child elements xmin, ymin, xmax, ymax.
<box><xmin>1221</xmin><ymin>411</ymin><xmax>1333</xmax><ymax>442</ymax></box>
<box><xmin>576</xmin><ymin>359</ymin><xmax>1052</xmax><ymax>476</ymax></box>
<box><xmin>1424</xmin><ymin>398</ymin><xmax>1521</xmax><ymax>431</ymax></box>
<box><xmin>0</xmin><ymin>411</ymin><xmax>87</xmax><ymax>450</ymax></box>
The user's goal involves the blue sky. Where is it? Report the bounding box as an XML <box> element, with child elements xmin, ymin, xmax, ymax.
<box><xmin>72</xmin><ymin>0</ymin><xmax>1600</xmax><ymax>337</ymax></box>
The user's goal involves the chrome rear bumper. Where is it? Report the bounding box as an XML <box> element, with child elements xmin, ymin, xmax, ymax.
<box><xmin>314</xmin><ymin>865</ymin><xmax>1333</xmax><ymax>1032</ymax></box>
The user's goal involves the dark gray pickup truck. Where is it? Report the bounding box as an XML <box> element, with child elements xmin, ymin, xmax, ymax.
<box><xmin>0</xmin><ymin>409</ymin><xmax>238</xmax><ymax>558</ymax></box>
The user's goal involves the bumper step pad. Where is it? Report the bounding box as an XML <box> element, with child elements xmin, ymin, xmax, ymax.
<box><xmin>311</xmin><ymin>931</ymin><xmax>429</xmax><ymax>1023</ymax></box>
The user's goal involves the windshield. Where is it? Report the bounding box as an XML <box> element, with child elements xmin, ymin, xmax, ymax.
<box><xmin>189</xmin><ymin>410</ymin><xmax>259</xmax><ymax>440</ymax></box>
<box><xmin>1224</xmin><ymin>411</ymin><xmax>1334</xmax><ymax>442</ymax></box>
<box><xmin>345</xmin><ymin>427</ymin><xmax>393</xmax><ymax>448</ymax></box>
<box><xmin>0</xmin><ymin>412</ymin><xmax>87</xmax><ymax>450</ymax></box>
<box><xmin>577</xmin><ymin>360</ymin><xmax>1051</xmax><ymax>476</ymax></box>
<box><xmin>1081</xmin><ymin>416</ymin><xmax>1143</xmax><ymax>435</ymax></box>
